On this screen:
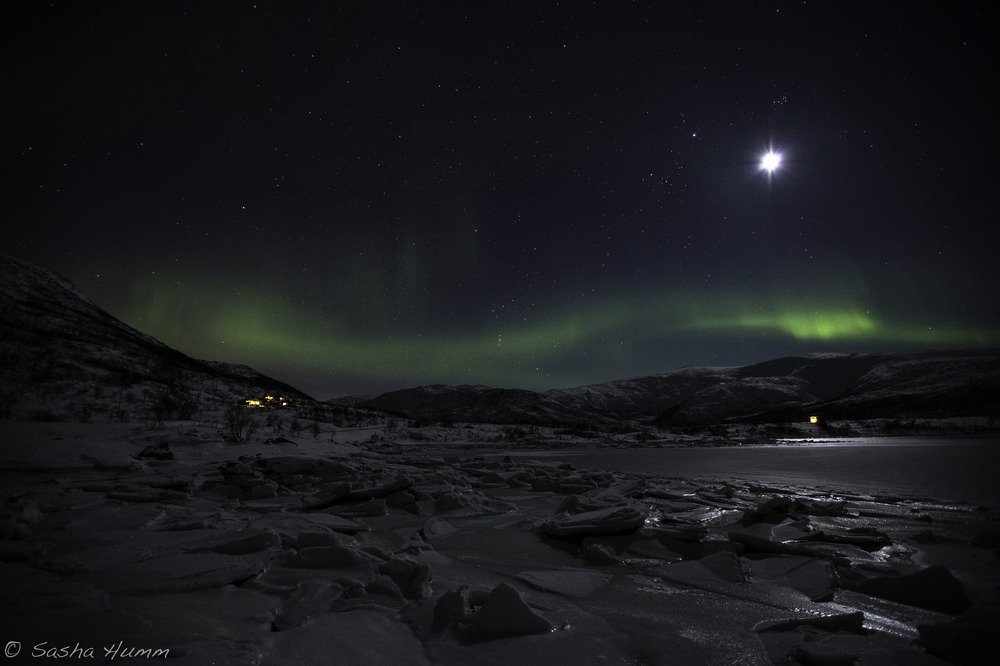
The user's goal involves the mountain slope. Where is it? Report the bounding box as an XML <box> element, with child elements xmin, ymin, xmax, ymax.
<box><xmin>353</xmin><ymin>351</ymin><xmax>1000</xmax><ymax>427</ymax></box>
<box><xmin>0</xmin><ymin>255</ymin><xmax>311</xmax><ymax>421</ymax></box>
<box><xmin>782</xmin><ymin>351</ymin><xmax>1000</xmax><ymax>421</ymax></box>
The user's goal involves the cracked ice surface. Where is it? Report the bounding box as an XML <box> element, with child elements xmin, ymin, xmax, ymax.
<box><xmin>1</xmin><ymin>420</ymin><xmax>998</xmax><ymax>664</ymax></box>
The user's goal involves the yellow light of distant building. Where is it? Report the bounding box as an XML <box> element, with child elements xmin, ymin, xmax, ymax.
<box><xmin>809</xmin><ymin>416</ymin><xmax>819</xmax><ymax>424</ymax></box>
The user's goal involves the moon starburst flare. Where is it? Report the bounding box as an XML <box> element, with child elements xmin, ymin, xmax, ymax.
<box><xmin>760</xmin><ymin>151</ymin><xmax>782</xmax><ymax>173</ymax></box>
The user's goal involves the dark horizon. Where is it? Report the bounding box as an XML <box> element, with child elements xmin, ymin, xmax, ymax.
<box><xmin>5</xmin><ymin>3</ymin><xmax>998</xmax><ymax>399</ymax></box>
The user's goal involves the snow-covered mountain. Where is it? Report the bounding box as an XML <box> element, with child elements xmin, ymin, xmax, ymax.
<box><xmin>352</xmin><ymin>350</ymin><xmax>1000</xmax><ymax>427</ymax></box>
<box><xmin>0</xmin><ymin>255</ymin><xmax>312</xmax><ymax>421</ymax></box>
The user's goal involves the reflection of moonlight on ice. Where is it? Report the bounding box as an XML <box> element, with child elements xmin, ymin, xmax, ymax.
<box><xmin>760</xmin><ymin>151</ymin><xmax>782</xmax><ymax>172</ymax></box>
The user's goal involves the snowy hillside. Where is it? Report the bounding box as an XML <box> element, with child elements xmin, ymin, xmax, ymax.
<box><xmin>0</xmin><ymin>255</ymin><xmax>312</xmax><ymax>422</ymax></box>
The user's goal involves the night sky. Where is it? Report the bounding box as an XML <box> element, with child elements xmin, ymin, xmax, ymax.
<box><xmin>5</xmin><ymin>2</ymin><xmax>999</xmax><ymax>399</ymax></box>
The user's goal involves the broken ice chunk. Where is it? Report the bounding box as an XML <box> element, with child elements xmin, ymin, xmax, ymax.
<box><xmin>539</xmin><ymin>504</ymin><xmax>647</xmax><ymax>538</ymax></box>
<box><xmin>467</xmin><ymin>583</ymin><xmax>552</xmax><ymax>639</ymax></box>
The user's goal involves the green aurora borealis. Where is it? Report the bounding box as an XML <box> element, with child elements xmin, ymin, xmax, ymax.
<box><xmin>107</xmin><ymin>267</ymin><xmax>999</xmax><ymax>397</ymax></box>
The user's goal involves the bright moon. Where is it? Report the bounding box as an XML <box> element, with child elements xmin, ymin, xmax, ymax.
<box><xmin>760</xmin><ymin>151</ymin><xmax>782</xmax><ymax>173</ymax></box>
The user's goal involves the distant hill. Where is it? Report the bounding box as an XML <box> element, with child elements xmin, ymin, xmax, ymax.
<box><xmin>356</xmin><ymin>383</ymin><xmax>623</xmax><ymax>428</ymax></box>
<box><xmin>0</xmin><ymin>255</ymin><xmax>312</xmax><ymax>422</ymax></box>
<box><xmin>347</xmin><ymin>350</ymin><xmax>1000</xmax><ymax>427</ymax></box>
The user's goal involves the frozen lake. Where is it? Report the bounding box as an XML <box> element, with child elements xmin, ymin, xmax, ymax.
<box><xmin>505</xmin><ymin>437</ymin><xmax>1000</xmax><ymax>506</ymax></box>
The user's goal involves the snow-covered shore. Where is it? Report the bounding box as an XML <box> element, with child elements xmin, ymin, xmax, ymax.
<box><xmin>2</xmin><ymin>419</ymin><xmax>998</xmax><ymax>664</ymax></box>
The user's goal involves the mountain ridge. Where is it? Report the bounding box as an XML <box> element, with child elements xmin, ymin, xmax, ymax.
<box><xmin>344</xmin><ymin>350</ymin><xmax>1000</xmax><ymax>427</ymax></box>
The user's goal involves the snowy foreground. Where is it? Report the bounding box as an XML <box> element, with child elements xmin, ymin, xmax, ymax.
<box><xmin>2</xmin><ymin>420</ymin><xmax>998</xmax><ymax>665</ymax></box>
